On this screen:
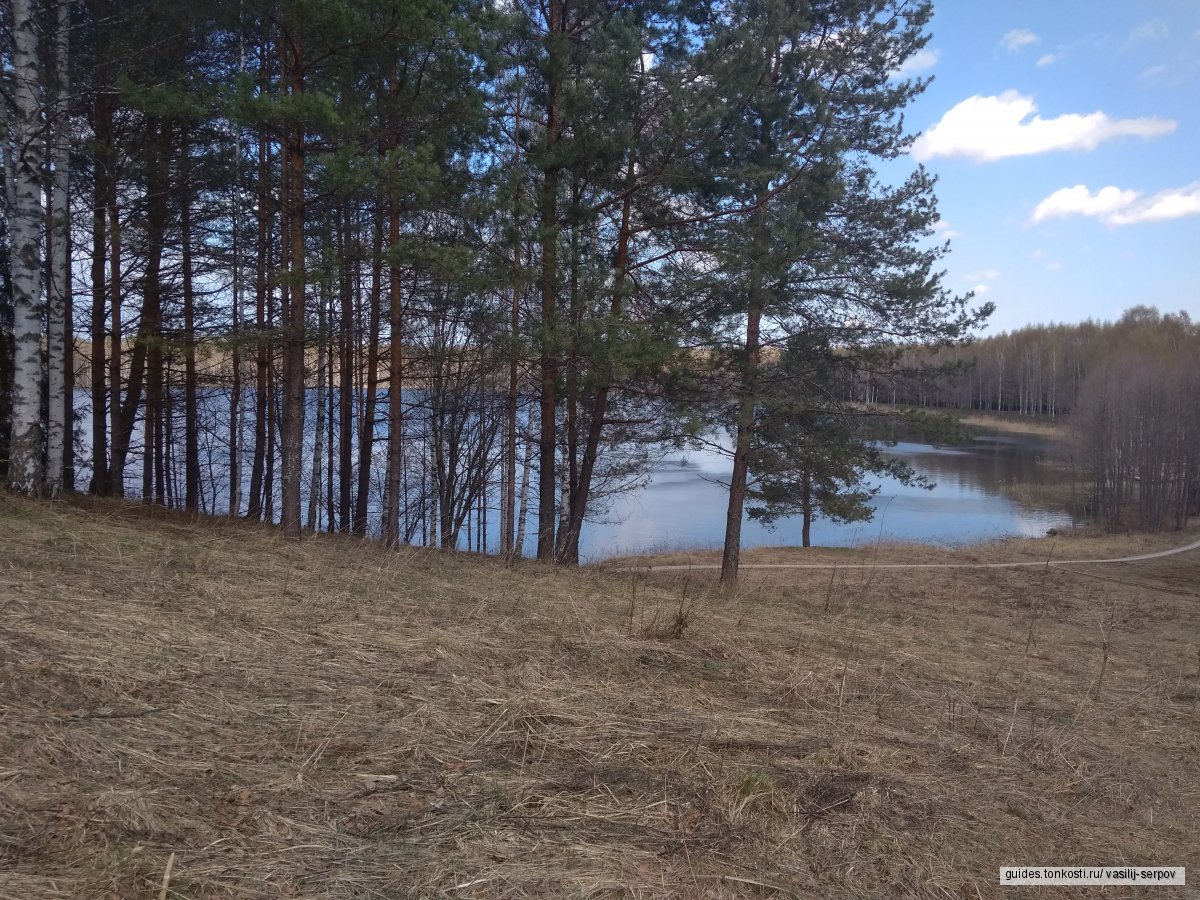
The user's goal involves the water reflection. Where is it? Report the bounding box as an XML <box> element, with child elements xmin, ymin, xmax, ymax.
<box><xmin>581</xmin><ymin>435</ymin><xmax>1073</xmax><ymax>561</ymax></box>
<box><xmin>68</xmin><ymin>389</ymin><xmax>1073</xmax><ymax>561</ymax></box>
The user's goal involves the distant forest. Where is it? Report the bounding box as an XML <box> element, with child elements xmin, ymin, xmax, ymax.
<box><xmin>1</xmin><ymin>0</ymin><xmax>1193</xmax><ymax>580</ymax></box>
<box><xmin>846</xmin><ymin>305</ymin><xmax>1198</xmax><ymax>420</ymax></box>
<box><xmin>846</xmin><ymin>306</ymin><xmax>1200</xmax><ymax>533</ymax></box>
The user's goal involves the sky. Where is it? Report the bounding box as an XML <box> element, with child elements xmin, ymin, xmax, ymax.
<box><xmin>891</xmin><ymin>0</ymin><xmax>1200</xmax><ymax>334</ymax></box>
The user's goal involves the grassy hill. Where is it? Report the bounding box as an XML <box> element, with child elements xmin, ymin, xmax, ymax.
<box><xmin>1</xmin><ymin>496</ymin><xmax>1198</xmax><ymax>899</ymax></box>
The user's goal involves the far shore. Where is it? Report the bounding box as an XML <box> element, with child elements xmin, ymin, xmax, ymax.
<box><xmin>956</xmin><ymin>410</ymin><xmax>1066</xmax><ymax>439</ymax></box>
<box><xmin>854</xmin><ymin>403</ymin><xmax>1068</xmax><ymax>440</ymax></box>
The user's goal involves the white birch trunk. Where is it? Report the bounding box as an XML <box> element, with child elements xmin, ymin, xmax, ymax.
<box><xmin>513</xmin><ymin>414</ymin><xmax>535</xmax><ymax>558</ymax></box>
<box><xmin>8</xmin><ymin>0</ymin><xmax>47</xmax><ymax>496</ymax></box>
<box><xmin>46</xmin><ymin>0</ymin><xmax>72</xmax><ymax>496</ymax></box>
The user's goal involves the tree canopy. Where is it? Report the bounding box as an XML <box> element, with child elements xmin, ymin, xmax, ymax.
<box><xmin>1</xmin><ymin>0</ymin><xmax>1001</xmax><ymax>574</ymax></box>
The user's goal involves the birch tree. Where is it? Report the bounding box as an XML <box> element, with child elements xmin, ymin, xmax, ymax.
<box><xmin>6</xmin><ymin>0</ymin><xmax>46</xmax><ymax>496</ymax></box>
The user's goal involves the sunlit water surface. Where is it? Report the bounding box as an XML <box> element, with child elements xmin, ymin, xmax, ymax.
<box><xmin>580</xmin><ymin>435</ymin><xmax>1073</xmax><ymax>561</ymax></box>
<box><xmin>69</xmin><ymin>390</ymin><xmax>1070</xmax><ymax>562</ymax></box>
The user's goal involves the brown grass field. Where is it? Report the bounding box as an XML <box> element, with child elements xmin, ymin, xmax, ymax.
<box><xmin>1</xmin><ymin>496</ymin><xmax>1198</xmax><ymax>899</ymax></box>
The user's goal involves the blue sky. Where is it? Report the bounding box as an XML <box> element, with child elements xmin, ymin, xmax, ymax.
<box><xmin>896</xmin><ymin>1</ymin><xmax>1200</xmax><ymax>333</ymax></box>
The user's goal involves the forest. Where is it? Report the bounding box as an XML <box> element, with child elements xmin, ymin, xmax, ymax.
<box><xmin>1</xmin><ymin>0</ymin><xmax>1190</xmax><ymax>583</ymax></box>
<box><xmin>844</xmin><ymin>306</ymin><xmax>1200</xmax><ymax>533</ymax></box>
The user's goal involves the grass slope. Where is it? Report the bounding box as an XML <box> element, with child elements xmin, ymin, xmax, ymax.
<box><xmin>1</xmin><ymin>496</ymin><xmax>1198</xmax><ymax>899</ymax></box>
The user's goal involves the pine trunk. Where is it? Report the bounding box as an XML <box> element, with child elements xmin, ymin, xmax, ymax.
<box><xmin>246</xmin><ymin>119</ymin><xmax>270</xmax><ymax>520</ymax></box>
<box><xmin>106</xmin><ymin>186</ymin><xmax>123</xmax><ymax>494</ymax></box>
<box><xmin>353</xmin><ymin>220</ymin><xmax>383</xmax><ymax>535</ymax></box>
<box><xmin>45</xmin><ymin>0</ymin><xmax>72</xmax><ymax>496</ymax></box>
<box><xmin>137</xmin><ymin>120</ymin><xmax>171</xmax><ymax>506</ymax></box>
<box><xmin>559</xmin><ymin>186</ymin><xmax>633</xmax><ymax>565</ymax></box>
<box><xmin>337</xmin><ymin>208</ymin><xmax>354</xmax><ymax>530</ymax></box>
<box><xmin>383</xmin><ymin>207</ymin><xmax>404</xmax><ymax>548</ymax></box>
<box><xmin>801</xmin><ymin>472</ymin><xmax>812</xmax><ymax>548</ymax></box>
<box><xmin>181</xmin><ymin>123</ymin><xmax>202</xmax><ymax>512</ymax></box>
<box><xmin>89</xmin><ymin>93</ymin><xmax>111</xmax><ymax>495</ymax></box>
<box><xmin>720</xmin><ymin>192</ymin><xmax>768</xmax><ymax>586</ymax></box>
<box><xmin>501</xmin><ymin>102</ymin><xmax>523</xmax><ymax>556</ymax></box>
<box><xmin>324</xmin><ymin>322</ymin><xmax>336</xmax><ymax>530</ymax></box>
<box><xmin>279</xmin><ymin>26</ymin><xmax>307</xmax><ymax>540</ymax></box>
<box><xmin>228</xmin><ymin>130</ymin><xmax>243</xmax><ymax>517</ymax></box>
<box><xmin>307</xmin><ymin>263</ymin><xmax>328</xmax><ymax>531</ymax></box>
<box><xmin>536</xmin><ymin>0</ymin><xmax>565</xmax><ymax>560</ymax></box>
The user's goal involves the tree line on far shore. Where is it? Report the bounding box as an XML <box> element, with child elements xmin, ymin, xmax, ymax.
<box><xmin>844</xmin><ymin>306</ymin><xmax>1200</xmax><ymax>533</ymax></box>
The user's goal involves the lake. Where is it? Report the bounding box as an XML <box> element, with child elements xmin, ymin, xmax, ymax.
<box><xmin>69</xmin><ymin>389</ymin><xmax>1072</xmax><ymax>560</ymax></box>
<box><xmin>580</xmin><ymin>434</ymin><xmax>1074</xmax><ymax>561</ymax></box>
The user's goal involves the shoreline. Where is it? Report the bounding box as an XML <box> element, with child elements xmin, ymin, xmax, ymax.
<box><xmin>957</xmin><ymin>410</ymin><xmax>1066</xmax><ymax>439</ymax></box>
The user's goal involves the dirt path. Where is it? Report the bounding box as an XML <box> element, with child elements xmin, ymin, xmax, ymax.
<box><xmin>610</xmin><ymin>536</ymin><xmax>1200</xmax><ymax>573</ymax></box>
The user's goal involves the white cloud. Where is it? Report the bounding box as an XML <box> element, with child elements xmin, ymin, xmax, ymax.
<box><xmin>1036</xmin><ymin>53</ymin><xmax>1061</xmax><ymax>67</ymax></box>
<box><xmin>1002</xmin><ymin>29</ymin><xmax>1039</xmax><ymax>52</ymax></box>
<box><xmin>1125</xmin><ymin>185</ymin><xmax>1200</xmax><ymax>224</ymax></box>
<box><xmin>1032</xmin><ymin>185</ymin><xmax>1138</xmax><ymax>222</ymax></box>
<box><xmin>911</xmin><ymin>91</ymin><xmax>1177</xmax><ymax>162</ymax></box>
<box><xmin>967</xmin><ymin>268</ymin><xmax>1001</xmax><ymax>282</ymax></box>
<box><xmin>932</xmin><ymin>219</ymin><xmax>960</xmax><ymax>240</ymax></box>
<box><xmin>966</xmin><ymin>269</ymin><xmax>999</xmax><ymax>296</ymax></box>
<box><xmin>1129</xmin><ymin>19</ymin><xmax>1167</xmax><ymax>42</ymax></box>
<box><xmin>1031</xmin><ymin>183</ymin><xmax>1200</xmax><ymax>226</ymax></box>
<box><xmin>1138</xmin><ymin>64</ymin><xmax>1168</xmax><ymax>82</ymax></box>
<box><xmin>1031</xmin><ymin>250</ymin><xmax>1062</xmax><ymax>270</ymax></box>
<box><xmin>891</xmin><ymin>48</ymin><xmax>939</xmax><ymax>79</ymax></box>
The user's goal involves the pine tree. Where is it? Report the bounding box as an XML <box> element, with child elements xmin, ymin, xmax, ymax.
<box><xmin>747</xmin><ymin>330</ymin><xmax>927</xmax><ymax>546</ymax></box>
<box><xmin>495</xmin><ymin>0</ymin><xmax>707</xmax><ymax>563</ymax></box>
<box><xmin>684</xmin><ymin>0</ymin><xmax>990</xmax><ymax>584</ymax></box>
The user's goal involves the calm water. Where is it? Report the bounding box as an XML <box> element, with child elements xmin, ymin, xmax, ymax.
<box><xmin>580</xmin><ymin>435</ymin><xmax>1073</xmax><ymax>561</ymax></box>
<box><xmin>70</xmin><ymin>390</ymin><xmax>1071</xmax><ymax>561</ymax></box>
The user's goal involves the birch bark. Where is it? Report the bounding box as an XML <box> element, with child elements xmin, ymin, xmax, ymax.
<box><xmin>8</xmin><ymin>0</ymin><xmax>47</xmax><ymax>496</ymax></box>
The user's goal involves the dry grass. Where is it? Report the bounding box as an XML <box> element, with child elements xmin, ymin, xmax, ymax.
<box><xmin>957</xmin><ymin>412</ymin><xmax>1066</xmax><ymax>440</ymax></box>
<box><xmin>605</xmin><ymin>525</ymin><xmax>1200</xmax><ymax>570</ymax></box>
<box><xmin>2</xmin><ymin>495</ymin><xmax>1198</xmax><ymax>899</ymax></box>
<box><xmin>996</xmin><ymin>479</ymin><xmax>1088</xmax><ymax>515</ymax></box>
